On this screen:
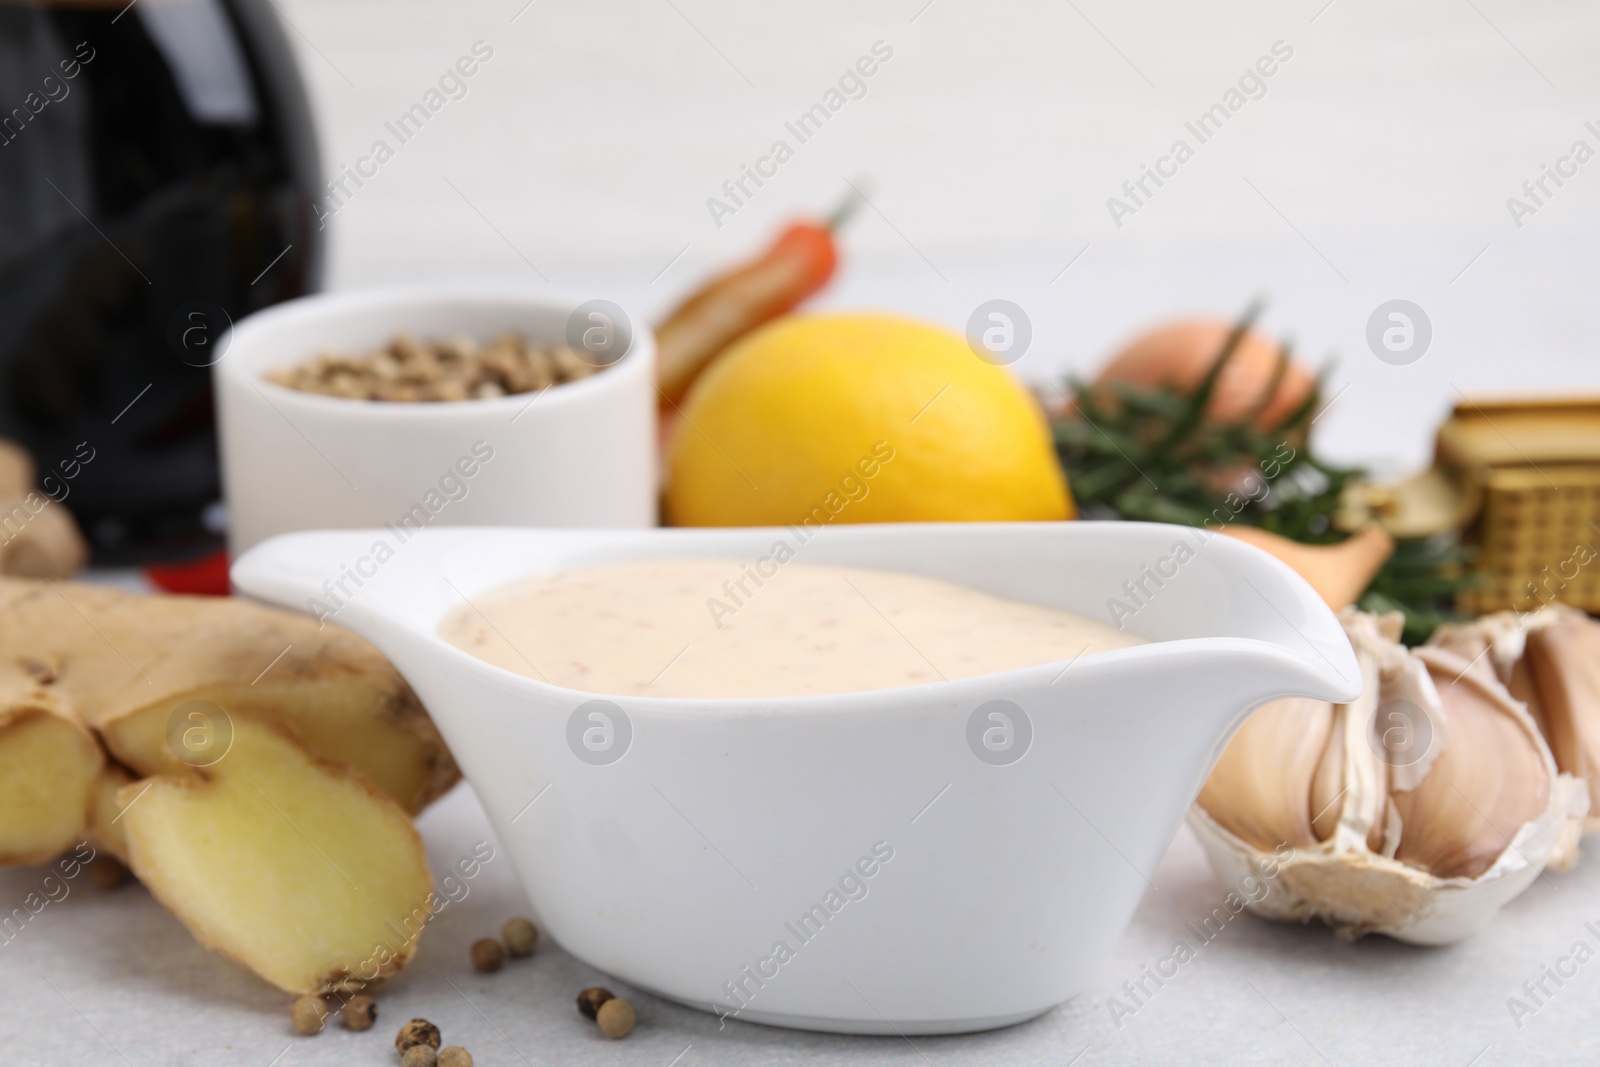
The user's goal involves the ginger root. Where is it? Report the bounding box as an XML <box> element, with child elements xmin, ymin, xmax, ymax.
<box><xmin>87</xmin><ymin>762</ymin><xmax>137</xmax><ymax>864</ymax></box>
<box><xmin>122</xmin><ymin>717</ymin><xmax>434</xmax><ymax>994</ymax></box>
<box><xmin>0</xmin><ymin>576</ymin><xmax>455</xmax><ymax>993</ymax></box>
<box><xmin>0</xmin><ymin>438</ymin><xmax>89</xmax><ymax>578</ymax></box>
<box><xmin>0</xmin><ymin>577</ymin><xmax>458</xmax><ymax>826</ymax></box>
<box><xmin>0</xmin><ymin>439</ymin><xmax>31</xmax><ymax>494</ymax></box>
<box><xmin>0</xmin><ymin>673</ymin><xmax>102</xmax><ymax>865</ymax></box>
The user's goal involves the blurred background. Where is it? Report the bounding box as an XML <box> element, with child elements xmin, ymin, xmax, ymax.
<box><xmin>2</xmin><ymin>0</ymin><xmax>1597</xmax><ymax>560</ymax></box>
<box><xmin>293</xmin><ymin>0</ymin><xmax>1600</xmax><ymax>472</ymax></box>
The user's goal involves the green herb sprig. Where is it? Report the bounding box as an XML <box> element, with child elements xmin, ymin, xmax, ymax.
<box><xmin>1052</xmin><ymin>303</ymin><xmax>1469</xmax><ymax>644</ymax></box>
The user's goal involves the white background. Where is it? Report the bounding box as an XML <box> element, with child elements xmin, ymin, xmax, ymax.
<box><xmin>286</xmin><ymin>0</ymin><xmax>1600</xmax><ymax>471</ymax></box>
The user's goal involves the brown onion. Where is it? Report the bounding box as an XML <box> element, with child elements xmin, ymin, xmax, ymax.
<box><xmin>1095</xmin><ymin>317</ymin><xmax>1317</xmax><ymax>430</ymax></box>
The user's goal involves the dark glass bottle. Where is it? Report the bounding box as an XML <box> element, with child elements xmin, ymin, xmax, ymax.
<box><xmin>0</xmin><ymin>0</ymin><xmax>321</xmax><ymax>564</ymax></box>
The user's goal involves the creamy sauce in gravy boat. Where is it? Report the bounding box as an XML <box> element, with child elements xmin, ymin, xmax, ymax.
<box><xmin>234</xmin><ymin>523</ymin><xmax>1358</xmax><ymax>1035</ymax></box>
<box><xmin>438</xmin><ymin>558</ymin><xmax>1144</xmax><ymax>698</ymax></box>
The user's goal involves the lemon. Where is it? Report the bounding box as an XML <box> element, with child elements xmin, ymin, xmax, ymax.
<box><xmin>664</xmin><ymin>313</ymin><xmax>1074</xmax><ymax>526</ymax></box>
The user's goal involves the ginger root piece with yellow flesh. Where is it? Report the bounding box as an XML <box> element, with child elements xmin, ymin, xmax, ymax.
<box><xmin>0</xmin><ymin>578</ymin><xmax>457</xmax><ymax>866</ymax></box>
<box><xmin>122</xmin><ymin>717</ymin><xmax>435</xmax><ymax>994</ymax></box>
<box><xmin>87</xmin><ymin>762</ymin><xmax>136</xmax><ymax>864</ymax></box>
<box><xmin>0</xmin><ymin>673</ymin><xmax>102</xmax><ymax>865</ymax></box>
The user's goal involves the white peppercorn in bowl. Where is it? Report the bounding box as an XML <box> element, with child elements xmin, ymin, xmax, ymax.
<box><xmin>216</xmin><ymin>286</ymin><xmax>655</xmax><ymax>554</ymax></box>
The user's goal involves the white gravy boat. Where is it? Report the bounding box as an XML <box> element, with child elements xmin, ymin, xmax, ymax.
<box><xmin>232</xmin><ymin>522</ymin><xmax>1359</xmax><ymax>1035</ymax></box>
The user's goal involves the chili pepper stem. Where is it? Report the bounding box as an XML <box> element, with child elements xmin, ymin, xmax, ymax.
<box><xmin>826</xmin><ymin>183</ymin><xmax>869</xmax><ymax>231</ymax></box>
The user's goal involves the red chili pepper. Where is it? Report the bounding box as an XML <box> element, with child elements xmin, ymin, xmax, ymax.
<box><xmin>655</xmin><ymin>192</ymin><xmax>859</xmax><ymax>407</ymax></box>
<box><xmin>144</xmin><ymin>547</ymin><xmax>232</xmax><ymax>596</ymax></box>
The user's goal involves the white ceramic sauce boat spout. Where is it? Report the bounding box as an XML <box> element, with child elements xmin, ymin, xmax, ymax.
<box><xmin>232</xmin><ymin>521</ymin><xmax>1360</xmax><ymax>1036</ymax></box>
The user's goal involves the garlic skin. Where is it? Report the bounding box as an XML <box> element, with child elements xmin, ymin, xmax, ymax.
<box><xmin>1191</xmin><ymin>610</ymin><xmax>1588</xmax><ymax>945</ymax></box>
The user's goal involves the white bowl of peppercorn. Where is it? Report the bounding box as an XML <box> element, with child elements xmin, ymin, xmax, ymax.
<box><xmin>216</xmin><ymin>285</ymin><xmax>656</xmax><ymax>555</ymax></box>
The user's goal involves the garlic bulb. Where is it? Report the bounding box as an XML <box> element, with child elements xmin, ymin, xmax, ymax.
<box><xmin>1191</xmin><ymin>610</ymin><xmax>1588</xmax><ymax>945</ymax></box>
<box><xmin>1431</xmin><ymin>605</ymin><xmax>1600</xmax><ymax>837</ymax></box>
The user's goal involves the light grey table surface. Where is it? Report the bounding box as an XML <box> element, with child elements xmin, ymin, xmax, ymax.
<box><xmin>3</xmin><ymin>773</ymin><xmax>1597</xmax><ymax>1067</ymax></box>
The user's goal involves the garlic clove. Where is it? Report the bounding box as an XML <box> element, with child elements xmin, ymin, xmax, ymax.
<box><xmin>1390</xmin><ymin>653</ymin><xmax>1551</xmax><ymax>880</ymax></box>
<box><xmin>1507</xmin><ymin>652</ymin><xmax>1544</xmax><ymax>733</ymax></box>
<box><xmin>1428</xmin><ymin>605</ymin><xmax>1600</xmax><ymax>841</ymax></box>
<box><xmin>1369</xmin><ymin>650</ymin><xmax>1444</xmax><ymax>794</ymax></box>
<box><xmin>1522</xmin><ymin>613</ymin><xmax>1600</xmax><ymax>824</ymax></box>
<box><xmin>1197</xmin><ymin>696</ymin><xmax>1336</xmax><ymax>851</ymax></box>
<box><xmin>1308</xmin><ymin>703</ymin><xmax>1345</xmax><ymax>843</ymax></box>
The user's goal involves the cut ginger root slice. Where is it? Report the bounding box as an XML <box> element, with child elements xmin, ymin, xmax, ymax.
<box><xmin>0</xmin><ymin>699</ymin><xmax>103</xmax><ymax>864</ymax></box>
<box><xmin>122</xmin><ymin>717</ymin><xmax>435</xmax><ymax>995</ymax></box>
<box><xmin>97</xmin><ymin>678</ymin><xmax>455</xmax><ymax>815</ymax></box>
